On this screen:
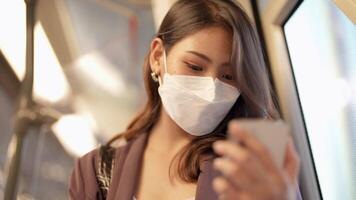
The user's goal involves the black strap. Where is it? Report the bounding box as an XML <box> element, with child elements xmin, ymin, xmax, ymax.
<box><xmin>97</xmin><ymin>145</ymin><xmax>116</xmax><ymax>199</ymax></box>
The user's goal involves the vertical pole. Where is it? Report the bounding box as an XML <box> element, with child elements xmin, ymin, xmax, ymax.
<box><xmin>4</xmin><ymin>0</ymin><xmax>36</xmax><ymax>199</ymax></box>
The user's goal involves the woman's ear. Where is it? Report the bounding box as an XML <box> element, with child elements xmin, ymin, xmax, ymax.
<box><xmin>149</xmin><ymin>38</ymin><xmax>165</xmax><ymax>76</ymax></box>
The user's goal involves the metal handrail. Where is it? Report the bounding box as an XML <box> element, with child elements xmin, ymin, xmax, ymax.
<box><xmin>3</xmin><ymin>0</ymin><xmax>64</xmax><ymax>198</ymax></box>
<box><xmin>4</xmin><ymin>1</ymin><xmax>36</xmax><ymax>199</ymax></box>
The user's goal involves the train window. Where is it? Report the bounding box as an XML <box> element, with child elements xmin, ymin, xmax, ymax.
<box><xmin>284</xmin><ymin>1</ymin><xmax>356</xmax><ymax>200</ymax></box>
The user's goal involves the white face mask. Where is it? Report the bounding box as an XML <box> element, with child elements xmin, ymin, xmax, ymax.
<box><xmin>157</xmin><ymin>51</ymin><xmax>240</xmax><ymax>136</ymax></box>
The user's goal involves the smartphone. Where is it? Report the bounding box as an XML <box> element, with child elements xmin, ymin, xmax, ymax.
<box><xmin>230</xmin><ymin>119</ymin><xmax>290</xmax><ymax>169</ymax></box>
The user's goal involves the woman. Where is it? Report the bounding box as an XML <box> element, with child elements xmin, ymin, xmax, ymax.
<box><xmin>69</xmin><ymin>0</ymin><xmax>302</xmax><ymax>199</ymax></box>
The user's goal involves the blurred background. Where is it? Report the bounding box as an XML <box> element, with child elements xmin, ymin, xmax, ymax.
<box><xmin>0</xmin><ymin>0</ymin><xmax>158</xmax><ymax>199</ymax></box>
<box><xmin>0</xmin><ymin>0</ymin><xmax>355</xmax><ymax>200</ymax></box>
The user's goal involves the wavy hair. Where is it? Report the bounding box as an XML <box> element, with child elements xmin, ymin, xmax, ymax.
<box><xmin>108</xmin><ymin>0</ymin><xmax>279</xmax><ymax>183</ymax></box>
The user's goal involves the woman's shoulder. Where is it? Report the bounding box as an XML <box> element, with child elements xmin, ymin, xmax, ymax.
<box><xmin>69</xmin><ymin>137</ymin><xmax>130</xmax><ymax>199</ymax></box>
<box><xmin>75</xmin><ymin>138</ymin><xmax>128</xmax><ymax>165</ymax></box>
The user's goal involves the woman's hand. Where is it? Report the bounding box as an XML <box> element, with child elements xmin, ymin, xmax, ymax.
<box><xmin>212</xmin><ymin>120</ymin><xmax>300</xmax><ymax>200</ymax></box>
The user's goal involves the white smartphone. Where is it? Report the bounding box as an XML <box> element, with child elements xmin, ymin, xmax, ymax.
<box><xmin>230</xmin><ymin>119</ymin><xmax>290</xmax><ymax>169</ymax></box>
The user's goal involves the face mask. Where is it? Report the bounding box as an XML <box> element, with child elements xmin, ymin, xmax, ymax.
<box><xmin>157</xmin><ymin>51</ymin><xmax>240</xmax><ymax>136</ymax></box>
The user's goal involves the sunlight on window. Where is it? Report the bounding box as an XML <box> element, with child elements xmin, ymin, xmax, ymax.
<box><xmin>33</xmin><ymin>22</ymin><xmax>71</xmax><ymax>104</ymax></box>
<box><xmin>72</xmin><ymin>51</ymin><xmax>126</xmax><ymax>97</ymax></box>
<box><xmin>52</xmin><ymin>114</ymin><xmax>98</xmax><ymax>157</ymax></box>
<box><xmin>284</xmin><ymin>0</ymin><xmax>356</xmax><ymax>200</ymax></box>
<box><xmin>0</xmin><ymin>0</ymin><xmax>26</xmax><ymax>80</ymax></box>
<box><xmin>0</xmin><ymin>0</ymin><xmax>71</xmax><ymax>104</ymax></box>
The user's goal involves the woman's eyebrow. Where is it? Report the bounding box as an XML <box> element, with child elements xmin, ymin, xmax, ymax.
<box><xmin>186</xmin><ymin>51</ymin><xmax>212</xmax><ymax>63</ymax></box>
<box><xmin>186</xmin><ymin>51</ymin><xmax>231</xmax><ymax>67</ymax></box>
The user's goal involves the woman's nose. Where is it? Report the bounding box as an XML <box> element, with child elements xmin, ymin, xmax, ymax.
<box><xmin>205</xmin><ymin>70</ymin><xmax>219</xmax><ymax>80</ymax></box>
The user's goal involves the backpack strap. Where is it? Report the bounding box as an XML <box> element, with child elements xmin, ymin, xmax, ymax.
<box><xmin>97</xmin><ymin>145</ymin><xmax>116</xmax><ymax>199</ymax></box>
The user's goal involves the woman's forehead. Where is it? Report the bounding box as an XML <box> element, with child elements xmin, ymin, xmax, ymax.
<box><xmin>170</xmin><ymin>27</ymin><xmax>233</xmax><ymax>64</ymax></box>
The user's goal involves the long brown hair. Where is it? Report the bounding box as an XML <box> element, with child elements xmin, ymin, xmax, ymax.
<box><xmin>108</xmin><ymin>0</ymin><xmax>279</xmax><ymax>183</ymax></box>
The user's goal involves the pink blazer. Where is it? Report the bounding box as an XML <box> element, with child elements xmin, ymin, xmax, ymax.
<box><xmin>69</xmin><ymin>132</ymin><xmax>303</xmax><ymax>200</ymax></box>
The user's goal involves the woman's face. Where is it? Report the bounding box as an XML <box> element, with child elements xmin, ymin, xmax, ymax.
<box><xmin>150</xmin><ymin>26</ymin><xmax>237</xmax><ymax>87</ymax></box>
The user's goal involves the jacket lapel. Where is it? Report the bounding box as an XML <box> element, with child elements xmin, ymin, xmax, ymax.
<box><xmin>111</xmin><ymin>133</ymin><xmax>149</xmax><ymax>200</ymax></box>
<box><xmin>108</xmin><ymin>132</ymin><xmax>219</xmax><ymax>200</ymax></box>
<box><xmin>195</xmin><ymin>158</ymin><xmax>221</xmax><ymax>200</ymax></box>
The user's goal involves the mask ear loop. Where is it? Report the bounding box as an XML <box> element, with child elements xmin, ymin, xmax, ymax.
<box><xmin>159</xmin><ymin>50</ymin><xmax>168</xmax><ymax>86</ymax></box>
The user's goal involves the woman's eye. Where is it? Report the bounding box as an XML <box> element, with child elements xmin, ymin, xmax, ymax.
<box><xmin>186</xmin><ymin>63</ymin><xmax>203</xmax><ymax>71</ymax></box>
<box><xmin>222</xmin><ymin>74</ymin><xmax>234</xmax><ymax>80</ymax></box>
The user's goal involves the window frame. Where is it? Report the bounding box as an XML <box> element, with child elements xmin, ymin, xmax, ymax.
<box><xmin>251</xmin><ymin>0</ymin><xmax>323</xmax><ymax>199</ymax></box>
